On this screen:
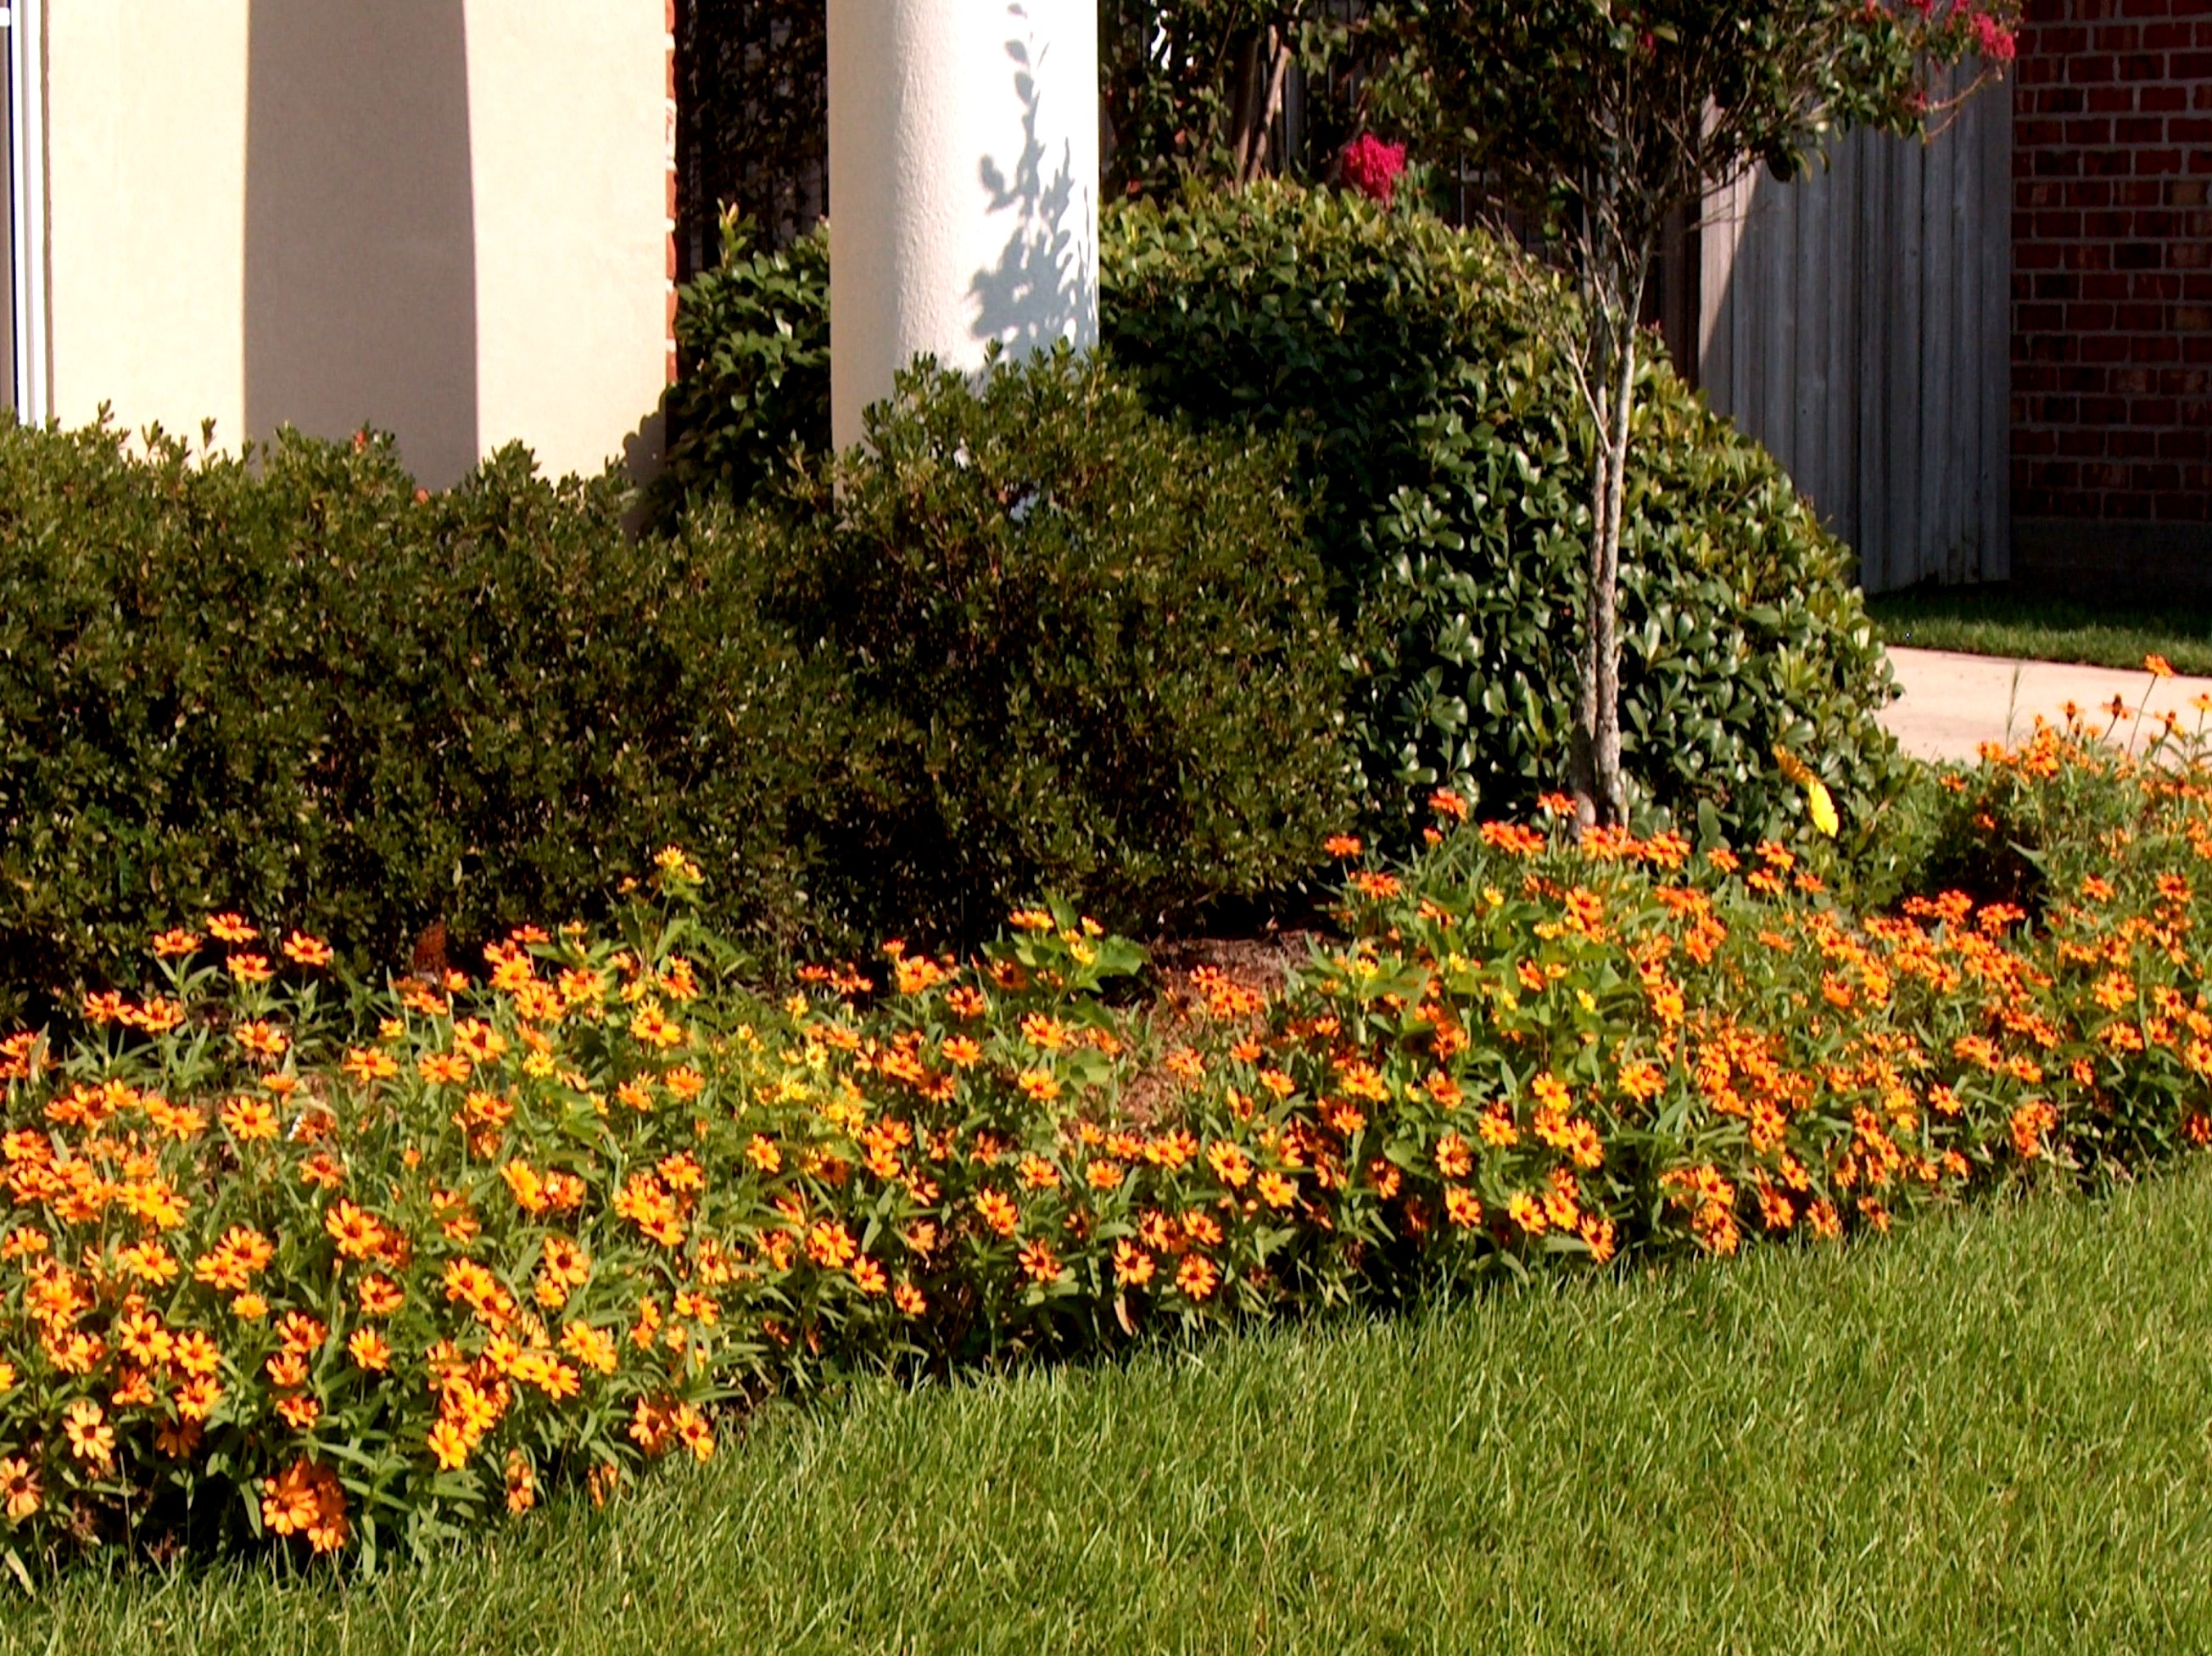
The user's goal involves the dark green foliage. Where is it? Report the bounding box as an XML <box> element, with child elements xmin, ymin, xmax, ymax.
<box><xmin>1098</xmin><ymin>184</ymin><xmax>1907</xmax><ymax>851</ymax></box>
<box><xmin>673</xmin><ymin>1</ymin><xmax>828</xmax><ymax>260</ymax></box>
<box><xmin>750</xmin><ymin>348</ymin><xmax>1353</xmax><ymax>943</ymax></box>
<box><xmin>0</xmin><ymin>357</ymin><xmax>1347</xmax><ymax>1012</ymax></box>
<box><xmin>652</xmin><ymin>187</ymin><xmax>1902</xmax><ymax>853</ymax></box>
<box><xmin>646</xmin><ymin>215</ymin><xmax>830</xmax><ymax>531</ymax></box>
<box><xmin>670</xmin><ymin>1</ymin><xmax>1427</xmax><ymax>241</ymax></box>
<box><xmin>1099</xmin><ymin>3</ymin><xmax>1430</xmax><ymax>199</ymax></box>
<box><xmin>0</xmin><ymin>419</ymin><xmax>846</xmax><ymax>1019</ymax></box>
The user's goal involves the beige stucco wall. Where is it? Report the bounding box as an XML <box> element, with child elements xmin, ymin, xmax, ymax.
<box><xmin>47</xmin><ymin>8</ymin><xmax>250</xmax><ymax>449</ymax></box>
<box><xmin>42</xmin><ymin>2</ymin><xmax>667</xmax><ymax>487</ymax></box>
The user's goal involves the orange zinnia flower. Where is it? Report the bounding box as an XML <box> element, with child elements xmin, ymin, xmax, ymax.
<box><xmin>348</xmin><ymin>1329</ymin><xmax>393</xmax><ymax>1373</ymax></box>
<box><xmin>427</xmin><ymin>1419</ymin><xmax>472</xmax><ymax>1471</ymax></box>
<box><xmin>505</xmin><ymin>1449</ymin><xmax>538</xmax><ymax>1514</ymax></box>
<box><xmin>1433</xmin><ymin>1133</ymin><xmax>1473</xmax><ymax>1180</ymax></box>
<box><xmin>108</xmin><ymin>1368</ymin><xmax>155</xmax><ymax>1408</ymax></box>
<box><xmin>417</xmin><ymin>1052</ymin><xmax>472</xmax><ymax>1085</ymax></box>
<box><xmin>0</xmin><ymin>1457</ymin><xmax>40</xmax><ymax>1521</ymax></box>
<box><xmin>1017</xmin><ymin>1238</ymin><xmax>1064</xmax><ymax>1284</ymax></box>
<box><xmin>804</xmin><ymin>1220</ymin><xmax>858</xmax><ymax>1270</ymax></box>
<box><xmin>1112</xmin><ymin>1240</ymin><xmax>1156</xmax><ymax>1289</ymax></box>
<box><xmin>1175</xmin><ymin>1252</ymin><xmax>1219</xmax><ymax>1301</ymax></box>
<box><xmin>171</xmin><ymin>1328</ymin><xmax>223</xmax><ymax>1379</ymax></box>
<box><xmin>282</xmin><ymin>931</ymin><xmax>335</xmax><ymax>967</ymax></box>
<box><xmin>232</xmin><ymin>1021</ymin><xmax>288</xmax><ymax>1060</ymax></box>
<box><xmin>175</xmin><ymin>1376</ymin><xmax>223</xmax><ymax>1421</ymax></box>
<box><xmin>341</xmin><ymin>1046</ymin><xmax>399</xmax><ymax>1084</ymax></box>
<box><xmin>1205</xmin><ymin>1140</ymin><xmax>1254</xmax><ymax>1189</ymax></box>
<box><xmin>220</xmin><ymin>1096</ymin><xmax>280</xmax><ymax>1143</ymax></box>
<box><xmin>62</xmin><ymin>1399</ymin><xmax>114</xmax><ymax>1469</ymax></box>
<box><xmin>561</xmin><ymin>1321</ymin><xmax>619</xmax><ymax>1375</ymax></box>
<box><xmin>975</xmin><ymin>1189</ymin><xmax>1019</xmax><ymax>1237</ymax></box>
<box><xmin>673</xmin><ymin>1404</ymin><xmax>715</xmax><ymax>1463</ymax></box>
<box><xmin>323</xmin><ymin>1199</ymin><xmax>385</xmax><ymax>1262</ymax></box>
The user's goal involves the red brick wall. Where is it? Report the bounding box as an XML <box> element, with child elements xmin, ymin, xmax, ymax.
<box><xmin>2011</xmin><ymin>0</ymin><xmax>2212</xmax><ymax>529</ymax></box>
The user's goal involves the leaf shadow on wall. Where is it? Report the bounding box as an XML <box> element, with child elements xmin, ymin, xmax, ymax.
<box><xmin>243</xmin><ymin>1</ymin><xmax>478</xmax><ymax>488</ymax></box>
<box><xmin>969</xmin><ymin>4</ymin><xmax>1096</xmax><ymax>359</ymax></box>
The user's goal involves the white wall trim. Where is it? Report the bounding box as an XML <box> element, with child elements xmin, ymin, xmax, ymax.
<box><xmin>8</xmin><ymin>0</ymin><xmax>49</xmax><ymax>422</ymax></box>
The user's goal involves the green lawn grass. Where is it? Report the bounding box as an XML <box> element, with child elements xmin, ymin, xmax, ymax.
<box><xmin>1869</xmin><ymin>586</ymin><xmax>2212</xmax><ymax>676</ymax></box>
<box><xmin>15</xmin><ymin>1166</ymin><xmax>2212</xmax><ymax>1655</ymax></box>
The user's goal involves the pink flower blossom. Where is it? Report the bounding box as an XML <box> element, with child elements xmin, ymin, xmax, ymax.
<box><xmin>1969</xmin><ymin>10</ymin><xmax>2017</xmax><ymax>64</ymax></box>
<box><xmin>1341</xmin><ymin>133</ymin><xmax>1407</xmax><ymax>206</ymax></box>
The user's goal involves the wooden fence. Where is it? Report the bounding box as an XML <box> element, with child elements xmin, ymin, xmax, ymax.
<box><xmin>1695</xmin><ymin>83</ymin><xmax>2014</xmax><ymax>592</ymax></box>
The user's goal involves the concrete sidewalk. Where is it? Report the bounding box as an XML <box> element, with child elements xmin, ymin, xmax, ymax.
<box><xmin>1880</xmin><ymin>646</ymin><xmax>2212</xmax><ymax>764</ymax></box>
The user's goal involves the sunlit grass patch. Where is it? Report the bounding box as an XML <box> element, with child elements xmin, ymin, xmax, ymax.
<box><xmin>1871</xmin><ymin>586</ymin><xmax>2212</xmax><ymax>677</ymax></box>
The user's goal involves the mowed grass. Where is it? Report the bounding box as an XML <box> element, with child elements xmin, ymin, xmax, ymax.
<box><xmin>1869</xmin><ymin>585</ymin><xmax>2212</xmax><ymax>676</ymax></box>
<box><xmin>16</xmin><ymin>1168</ymin><xmax>2212</xmax><ymax>1656</ymax></box>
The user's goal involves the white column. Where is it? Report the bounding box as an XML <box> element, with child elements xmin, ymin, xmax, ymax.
<box><xmin>826</xmin><ymin>0</ymin><xmax>1098</xmax><ymax>452</ymax></box>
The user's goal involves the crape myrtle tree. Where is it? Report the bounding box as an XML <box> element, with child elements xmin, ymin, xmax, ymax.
<box><xmin>1100</xmin><ymin>1</ymin><xmax>1428</xmax><ymax>197</ymax></box>
<box><xmin>1410</xmin><ymin>0</ymin><xmax>2019</xmax><ymax>829</ymax></box>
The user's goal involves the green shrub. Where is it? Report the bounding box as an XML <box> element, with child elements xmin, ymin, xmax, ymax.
<box><xmin>0</xmin><ymin>356</ymin><xmax>1346</xmax><ymax>1010</ymax></box>
<box><xmin>746</xmin><ymin>347</ymin><xmax>1352</xmax><ymax>943</ymax></box>
<box><xmin>645</xmin><ymin>215</ymin><xmax>830</xmax><ymax>532</ymax></box>
<box><xmin>0</xmin><ymin>419</ymin><xmax>846</xmax><ymax>1020</ymax></box>
<box><xmin>1100</xmin><ymin>184</ymin><xmax>1906</xmax><ymax>852</ymax></box>
<box><xmin>656</xmin><ymin>187</ymin><xmax>1903</xmax><ymax>856</ymax></box>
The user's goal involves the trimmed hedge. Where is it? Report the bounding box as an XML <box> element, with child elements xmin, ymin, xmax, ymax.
<box><xmin>655</xmin><ymin>187</ymin><xmax>1907</xmax><ymax>855</ymax></box>
<box><xmin>0</xmin><ymin>419</ymin><xmax>844</xmax><ymax>1020</ymax></box>
<box><xmin>1100</xmin><ymin>185</ymin><xmax>1907</xmax><ymax>850</ymax></box>
<box><xmin>646</xmin><ymin>215</ymin><xmax>830</xmax><ymax>531</ymax></box>
<box><xmin>0</xmin><ymin>355</ymin><xmax>1346</xmax><ymax>1011</ymax></box>
<box><xmin>740</xmin><ymin>347</ymin><xmax>1353</xmax><ymax>942</ymax></box>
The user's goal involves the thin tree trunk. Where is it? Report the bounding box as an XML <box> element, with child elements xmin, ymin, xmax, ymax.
<box><xmin>1570</xmin><ymin>299</ymin><xmax>1637</xmax><ymax>830</ymax></box>
<box><xmin>1230</xmin><ymin>25</ymin><xmax>1293</xmax><ymax>183</ymax></box>
<box><xmin>1595</xmin><ymin>327</ymin><xmax>1634</xmax><ymax>822</ymax></box>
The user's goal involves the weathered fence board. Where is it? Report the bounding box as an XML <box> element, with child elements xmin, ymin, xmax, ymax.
<box><xmin>1698</xmin><ymin>82</ymin><xmax>2012</xmax><ymax>592</ymax></box>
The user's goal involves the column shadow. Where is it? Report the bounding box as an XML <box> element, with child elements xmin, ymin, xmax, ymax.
<box><xmin>243</xmin><ymin>1</ymin><xmax>477</xmax><ymax>485</ymax></box>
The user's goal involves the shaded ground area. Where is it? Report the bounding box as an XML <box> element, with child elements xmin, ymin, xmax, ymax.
<box><xmin>1882</xmin><ymin>645</ymin><xmax>2212</xmax><ymax>764</ymax></box>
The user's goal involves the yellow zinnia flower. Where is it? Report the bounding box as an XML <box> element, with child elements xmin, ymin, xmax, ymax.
<box><xmin>1806</xmin><ymin>779</ymin><xmax>1839</xmax><ymax>838</ymax></box>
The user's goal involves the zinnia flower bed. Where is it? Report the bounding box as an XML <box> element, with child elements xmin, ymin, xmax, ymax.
<box><xmin>3</xmin><ymin>717</ymin><xmax>2207</xmax><ymax>1568</ymax></box>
